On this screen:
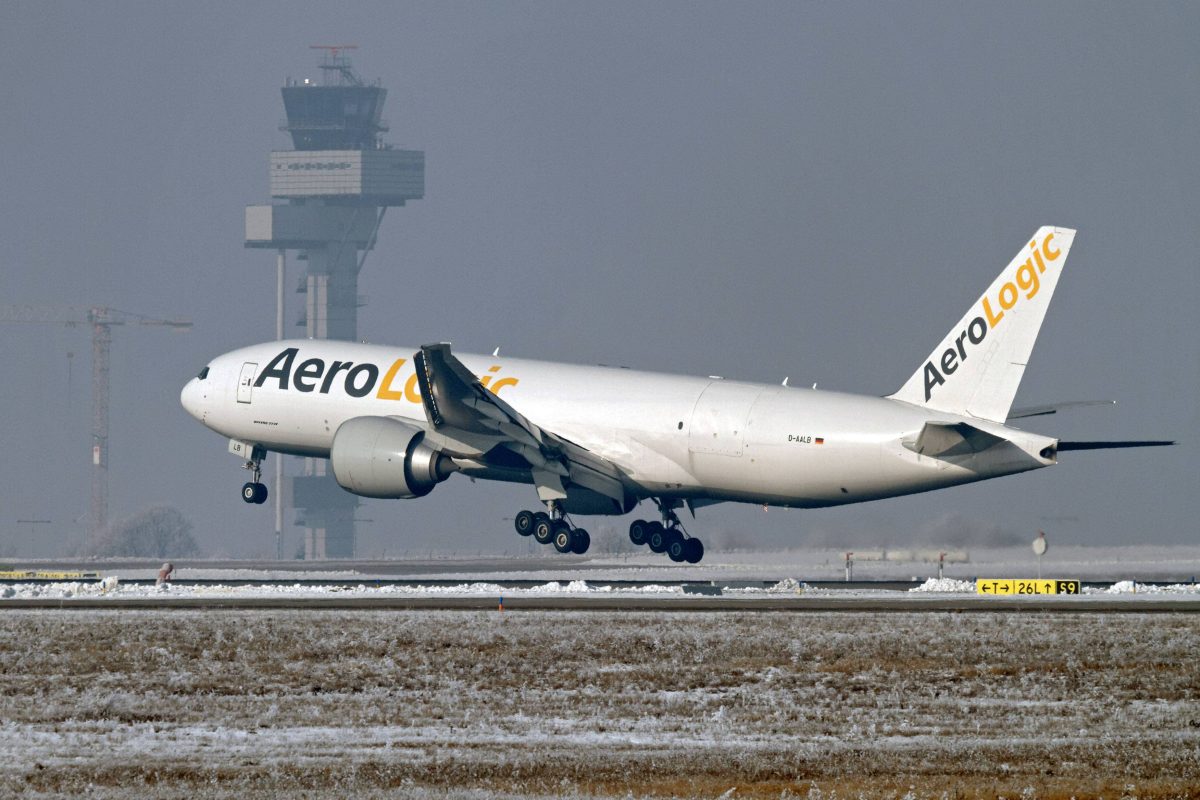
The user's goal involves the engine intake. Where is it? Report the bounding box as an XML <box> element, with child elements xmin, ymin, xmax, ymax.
<box><xmin>330</xmin><ymin>417</ymin><xmax>456</xmax><ymax>499</ymax></box>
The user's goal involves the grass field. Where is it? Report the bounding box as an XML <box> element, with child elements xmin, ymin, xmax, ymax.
<box><xmin>1</xmin><ymin>609</ymin><xmax>1197</xmax><ymax>798</ymax></box>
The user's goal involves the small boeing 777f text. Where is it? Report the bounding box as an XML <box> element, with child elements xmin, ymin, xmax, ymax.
<box><xmin>181</xmin><ymin>227</ymin><xmax>1172</xmax><ymax>562</ymax></box>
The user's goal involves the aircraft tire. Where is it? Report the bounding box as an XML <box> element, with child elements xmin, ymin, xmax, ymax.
<box><xmin>629</xmin><ymin>519</ymin><xmax>650</xmax><ymax>546</ymax></box>
<box><xmin>667</xmin><ymin>538</ymin><xmax>687</xmax><ymax>562</ymax></box>
<box><xmin>571</xmin><ymin>528</ymin><xmax>590</xmax><ymax>555</ymax></box>
<box><xmin>552</xmin><ymin>525</ymin><xmax>574</xmax><ymax>554</ymax></box>
<box><xmin>243</xmin><ymin>482</ymin><xmax>268</xmax><ymax>504</ymax></box>
<box><xmin>683</xmin><ymin>538</ymin><xmax>704</xmax><ymax>564</ymax></box>
<box><xmin>514</xmin><ymin>510</ymin><xmax>536</xmax><ymax>537</ymax></box>
<box><xmin>533</xmin><ymin>517</ymin><xmax>555</xmax><ymax>545</ymax></box>
<box><xmin>647</xmin><ymin>522</ymin><xmax>668</xmax><ymax>553</ymax></box>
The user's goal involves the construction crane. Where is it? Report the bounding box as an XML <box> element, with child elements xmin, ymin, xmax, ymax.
<box><xmin>0</xmin><ymin>306</ymin><xmax>191</xmax><ymax>547</ymax></box>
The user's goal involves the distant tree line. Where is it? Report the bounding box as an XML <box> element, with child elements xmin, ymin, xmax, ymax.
<box><xmin>85</xmin><ymin>506</ymin><xmax>199</xmax><ymax>558</ymax></box>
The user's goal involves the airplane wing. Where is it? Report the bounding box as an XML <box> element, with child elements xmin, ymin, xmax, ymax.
<box><xmin>413</xmin><ymin>343</ymin><xmax>630</xmax><ymax>505</ymax></box>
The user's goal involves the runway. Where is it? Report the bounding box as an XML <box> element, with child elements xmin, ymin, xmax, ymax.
<box><xmin>5</xmin><ymin>580</ymin><xmax>1199</xmax><ymax>612</ymax></box>
<box><xmin>5</xmin><ymin>546</ymin><xmax>1199</xmax><ymax>612</ymax></box>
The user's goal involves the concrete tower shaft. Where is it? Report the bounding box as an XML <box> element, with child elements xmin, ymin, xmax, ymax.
<box><xmin>246</xmin><ymin>49</ymin><xmax>424</xmax><ymax>559</ymax></box>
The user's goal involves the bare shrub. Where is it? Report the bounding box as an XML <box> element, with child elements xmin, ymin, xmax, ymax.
<box><xmin>85</xmin><ymin>506</ymin><xmax>199</xmax><ymax>558</ymax></box>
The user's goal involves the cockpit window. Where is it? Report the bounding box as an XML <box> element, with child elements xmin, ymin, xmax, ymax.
<box><xmin>197</xmin><ymin>366</ymin><xmax>210</xmax><ymax>380</ymax></box>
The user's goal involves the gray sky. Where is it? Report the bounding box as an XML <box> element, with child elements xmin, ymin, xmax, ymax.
<box><xmin>1</xmin><ymin>1</ymin><xmax>1196</xmax><ymax>558</ymax></box>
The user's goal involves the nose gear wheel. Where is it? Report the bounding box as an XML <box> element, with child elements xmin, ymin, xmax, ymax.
<box><xmin>238</xmin><ymin>446</ymin><xmax>269</xmax><ymax>505</ymax></box>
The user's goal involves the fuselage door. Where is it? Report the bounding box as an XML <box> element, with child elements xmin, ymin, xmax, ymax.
<box><xmin>237</xmin><ymin>362</ymin><xmax>258</xmax><ymax>404</ymax></box>
<box><xmin>689</xmin><ymin>381</ymin><xmax>762</xmax><ymax>457</ymax></box>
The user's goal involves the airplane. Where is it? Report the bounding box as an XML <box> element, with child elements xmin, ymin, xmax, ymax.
<box><xmin>180</xmin><ymin>226</ymin><xmax>1172</xmax><ymax>562</ymax></box>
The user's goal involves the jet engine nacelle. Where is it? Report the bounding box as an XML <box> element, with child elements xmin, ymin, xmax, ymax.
<box><xmin>330</xmin><ymin>416</ymin><xmax>456</xmax><ymax>499</ymax></box>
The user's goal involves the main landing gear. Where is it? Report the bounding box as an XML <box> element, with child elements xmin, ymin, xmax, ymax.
<box><xmin>628</xmin><ymin>501</ymin><xmax>704</xmax><ymax>563</ymax></box>
<box><xmin>240</xmin><ymin>446</ymin><xmax>269</xmax><ymax>505</ymax></box>
<box><xmin>513</xmin><ymin>504</ymin><xmax>590</xmax><ymax>555</ymax></box>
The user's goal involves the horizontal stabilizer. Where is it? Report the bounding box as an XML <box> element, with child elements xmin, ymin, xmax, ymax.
<box><xmin>1008</xmin><ymin>400</ymin><xmax>1116</xmax><ymax>420</ymax></box>
<box><xmin>1057</xmin><ymin>440</ymin><xmax>1175</xmax><ymax>451</ymax></box>
<box><xmin>906</xmin><ymin>422</ymin><xmax>1008</xmax><ymax>458</ymax></box>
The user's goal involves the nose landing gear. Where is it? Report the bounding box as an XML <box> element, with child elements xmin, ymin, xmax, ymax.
<box><xmin>628</xmin><ymin>501</ymin><xmax>704</xmax><ymax>563</ymax></box>
<box><xmin>240</xmin><ymin>445</ymin><xmax>269</xmax><ymax>505</ymax></box>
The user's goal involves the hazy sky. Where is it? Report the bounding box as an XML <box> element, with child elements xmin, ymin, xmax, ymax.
<box><xmin>1</xmin><ymin>1</ymin><xmax>1196</xmax><ymax>558</ymax></box>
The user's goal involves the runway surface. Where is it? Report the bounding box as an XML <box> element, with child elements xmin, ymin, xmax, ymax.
<box><xmin>5</xmin><ymin>547</ymin><xmax>1199</xmax><ymax>612</ymax></box>
<box><xmin>13</xmin><ymin>543</ymin><xmax>1200</xmax><ymax>583</ymax></box>
<box><xmin>4</xmin><ymin>578</ymin><xmax>1199</xmax><ymax>611</ymax></box>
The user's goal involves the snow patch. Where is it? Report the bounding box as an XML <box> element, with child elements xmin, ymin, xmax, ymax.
<box><xmin>768</xmin><ymin>577</ymin><xmax>806</xmax><ymax>593</ymax></box>
<box><xmin>0</xmin><ymin>578</ymin><xmax>690</xmax><ymax>600</ymax></box>
<box><xmin>910</xmin><ymin>578</ymin><xmax>975</xmax><ymax>593</ymax></box>
<box><xmin>1099</xmin><ymin>580</ymin><xmax>1200</xmax><ymax>595</ymax></box>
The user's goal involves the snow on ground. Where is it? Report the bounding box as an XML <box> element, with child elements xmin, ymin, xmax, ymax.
<box><xmin>3</xmin><ymin>574</ymin><xmax>1199</xmax><ymax>601</ymax></box>
<box><xmin>3</xmin><ymin>545</ymin><xmax>1198</xmax><ymax>603</ymax></box>
<box><xmin>31</xmin><ymin>544</ymin><xmax>1200</xmax><ymax>584</ymax></box>
<box><xmin>553</xmin><ymin>544</ymin><xmax>1200</xmax><ymax>583</ymax></box>
<box><xmin>909</xmin><ymin>577</ymin><xmax>977</xmax><ymax>593</ymax></box>
<box><xmin>1095</xmin><ymin>580</ymin><xmax>1200</xmax><ymax>595</ymax></box>
<box><xmin>0</xmin><ymin>578</ymin><xmax>688</xmax><ymax>601</ymax></box>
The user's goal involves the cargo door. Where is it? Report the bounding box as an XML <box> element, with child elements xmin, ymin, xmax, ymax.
<box><xmin>237</xmin><ymin>362</ymin><xmax>258</xmax><ymax>404</ymax></box>
<box><xmin>688</xmin><ymin>381</ymin><xmax>762</xmax><ymax>457</ymax></box>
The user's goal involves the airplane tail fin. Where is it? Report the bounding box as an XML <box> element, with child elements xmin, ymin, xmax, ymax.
<box><xmin>888</xmin><ymin>226</ymin><xmax>1076</xmax><ymax>423</ymax></box>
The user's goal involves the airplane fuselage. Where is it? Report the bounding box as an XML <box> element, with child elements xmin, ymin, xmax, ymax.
<box><xmin>182</xmin><ymin>339</ymin><xmax>1056</xmax><ymax>511</ymax></box>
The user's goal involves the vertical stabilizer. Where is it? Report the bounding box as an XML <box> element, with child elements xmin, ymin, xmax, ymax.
<box><xmin>888</xmin><ymin>227</ymin><xmax>1076</xmax><ymax>422</ymax></box>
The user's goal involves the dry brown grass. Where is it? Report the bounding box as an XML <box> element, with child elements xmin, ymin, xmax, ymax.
<box><xmin>0</xmin><ymin>609</ymin><xmax>1197</xmax><ymax>798</ymax></box>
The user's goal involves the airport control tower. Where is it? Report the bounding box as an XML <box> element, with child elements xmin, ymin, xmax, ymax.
<box><xmin>246</xmin><ymin>46</ymin><xmax>423</xmax><ymax>559</ymax></box>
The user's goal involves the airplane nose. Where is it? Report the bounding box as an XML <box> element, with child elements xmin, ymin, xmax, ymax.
<box><xmin>180</xmin><ymin>378</ymin><xmax>205</xmax><ymax>422</ymax></box>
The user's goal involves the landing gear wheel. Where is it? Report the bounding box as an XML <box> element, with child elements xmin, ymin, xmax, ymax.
<box><xmin>667</xmin><ymin>536</ymin><xmax>687</xmax><ymax>562</ymax></box>
<box><xmin>239</xmin><ymin>446</ymin><xmax>268</xmax><ymax>504</ymax></box>
<box><xmin>533</xmin><ymin>516</ymin><xmax>555</xmax><ymax>545</ymax></box>
<box><xmin>629</xmin><ymin>519</ymin><xmax>651</xmax><ymax>546</ymax></box>
<box><xmin>570</xmin><ymin>528</ymin><xmax>590</xmax><ymax>555</ymax></box>
<box><xmin>647</xmin><ymin>522</ymin><xmax>669</xmax><ymax>553</ymax></box>
<box><xmin>242</xmin><ymin>482</ymin><xmax>267</xmax><ymax>504</ymax></box>
<box><xmin>683</xmin><ymin>538</ymin><xmax>704</xmax><ymax>564</ymax></box>
<box><xmin>552</xmin><ymin>523</ymin><xmax>574</xmax><ymax>554</ymax></box>
<box><xmin>514</xmin><ymin>510</ymin><xmax>536</xmax><ymax>537</ymax></box>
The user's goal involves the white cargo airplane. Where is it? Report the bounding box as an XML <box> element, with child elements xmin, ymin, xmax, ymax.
<box><xmin>181</xmin><ymin>227</ymin><xmax>1171</xmax><ymax>562</ymax></box>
